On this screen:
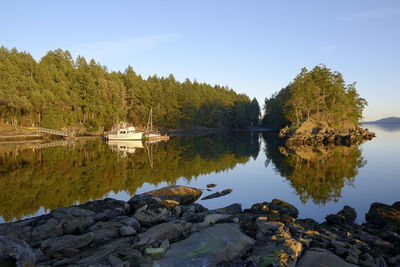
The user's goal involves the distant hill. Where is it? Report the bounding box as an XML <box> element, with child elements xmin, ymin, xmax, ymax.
<box><xmin>363</xmin><ymin>117</ymin><xmax>400</xmax><ymax>125</ymax></box>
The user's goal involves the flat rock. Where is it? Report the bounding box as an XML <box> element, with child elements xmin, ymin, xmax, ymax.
<box><xmin>297</xmin><ymin>248</ymin><xmax>358</xmax><ymax>267</ymax></box>
<box><xmin>0</xmin><ymin>236</ymin><xmax>36</xmax><ymax>267</ymax></box>
<box><xmin>41</xmin><ymin>232</ymin><xmax>94</xmax><ymax>254</ymax></box>
<box><xmin>201</xmin><ymin>189</ymin><xmax>232</xmax><ymax>200</ymax></box>
<box><xmin>153</xmin><ymin>223</ymin><xmax>254</xmax><ymax>267</ymax></box>
<box><xmin>144</xmin><ymin>185</ymin><xmax>202</xmax><ymax>205</ymax></box>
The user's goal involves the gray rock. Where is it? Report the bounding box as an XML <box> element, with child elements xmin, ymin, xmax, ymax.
<box><xmin>270</xmin><ymin>199</ymin><xmax>299</xmax><ymax>218</ymax></box>
<box><xmin>118</xmin><ymin>216</ymin><xmax>141</xmax><ymax>230</ymax></box>
<box><xmin>153</xmin><ymin>223</ymin><xmax>254</xmax><ymax>267</ymax></box>
<box><xmin>191</xmin><ymin>213</ymin><xmax>231</xmax><ymax>232</ymax></box>
<box><xmin>76</xmin><ymin>237</ymin><xmax>134</xmax><ymax>265</ymax></box>
<box><xmin>51</xmin><ymin>206</ymin><xmax>95</xmax><ymax>218</ymax></box>
<box><xmin>79</xmin><ymin>198</ymin><xmax>130</xmax><ymax>214</ymax></box>
<box><xmin>365</xmin><ymin>202</ymin><xmax>400</xmax><ymax>230</ymax></box>
<box><xmin>297</xmin><ymin>248</ymin><xmax>358</xmax><ymax>267</ymax></box>
<box><xmin>136</xmin><ymin>221</ymin><xmax>192</xmax><ymax>246</ymax></box>
<box><xmin>211</xmin><ymin>203</ymin><xmax>242</xmax><ymax>215</ymax></box>
<box><xmin>60</xmin><ymin>215</ymin><xmax>95</xmax><ymax>234</ymax></box>
<box><xmin>201</xmin><ymin>189</ymin><xmax>232</xmax><ymax>200</ymax></box>
<box><xmin>88</xmin><ymin>221</ymin><xmax>124</xmax><ymax>242</ymax></box>
<box><xmin>143</xmin><ymin>185</ymin><xmax>202</xmax><ymax>205</ymax></box>
<box><xmin>119</xmin><ymin>226</ymin><xmax>136</xmax><ymax>236</ymax></box>
<box><xmin>31</xmin><ymin>218</ymin><xmax>63</xmax><ymax>241</ymax></box>
<box><xmin>160</xmin><ymin>239</ymin><xmax>170</xmax><ymax>251</ymax></box>
<box><xmin>41</xmin><ymin>232</ymin><xmax>94</xmax><ymax>254</ymax></box>
<box><xmin>0</xmin><ymin>236</ymin><xmax>36</xmax><ymax>267</ymax></box>
<box><xmin>108</xmin><ymin>254</ymin><xmax>129</xmax><ymax>267</ymax></box>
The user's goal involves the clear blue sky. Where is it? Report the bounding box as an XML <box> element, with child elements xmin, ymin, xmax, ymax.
<box><xmin>1</xmin><ymin>0</ymin><xmax>399</xmax><ymax>121</ymax></box>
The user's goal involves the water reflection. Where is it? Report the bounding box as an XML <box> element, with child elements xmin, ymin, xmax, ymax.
<box><xmin>262</xmin><ymin>132</ymin><xmax>366</xmax><ymax>205</ymax></box>
<box><xmin>0</xmin><ymin>133</ymin><xmax>260</xmax><ymax>222</ymax></box>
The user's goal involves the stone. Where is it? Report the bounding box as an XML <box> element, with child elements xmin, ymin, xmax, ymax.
<box><xmin>326</xmin><ymin>205</ymin><xmax>357</xmax><ymax>225</ymax></box>
<box><xmin>160</xmin><ymin>199</ymin><xmax>180</xmax><ymax>208</ymax></box>
<box><xmin>207</xmin><ymin>184</ymin><xmax>216</xmax><ymax>188</ymax></box>
<box><xmin>191</xmin><ymin>213</ymin><xmax>231</xmax><ymax>232</ymax></box>
<box><xmin>128</xmin><ymin>194</ymin><xmax>182</xmax><ymax>227</ymax></box>
<box><xmin>160</xmin><ymin>239</ymin><xmax>170</xmax><ymax>251</ymax></box>
<box><xmin>144</xmin><ymin>247</ymin><xmax>165</xmax><ymax>259</ymax></box>
<box><xmin>201</xmin><ymin>189</ymin><xmax>233</xmax><ymax>200</ymax></box>
<box><xmin>153</xmin><ymin>223</ymin><xmax>254</xmax><ymax>267</ymax></box>
<box><xmin>41</xmin><ymin>232</ymin><xmax>94</xmax><ymax>254</ymax></box>
<box><xmin>31</xmin><ymin>218</ymin><xmax>63</xmax><ymax>241</ymax></box>
<box><xmin>76</xmin><ymin>237</ymin><xmax>135</xmax><ymax>265</ymax></box>
<box><xmin>117</xmin><ymin>216</ymin><xmax>141</xmax><ymax>230</ymax></box>
<box><xmin>51</xmin><ymin>206</ymin><xmax>95</xmax><ymax>218</ymax></box>
<box><xmin>119</xmin><ymin>226</ymin><xmax>136</xmax><ymax>236</ymax></box>
<box><xmin>0</xmin><ymin>236</ymin><xmax>36</xmax><ymax>267</ymax></box>
<box><xmin>256</xmin><ymin>217</ymin><xmax>285</xmax><ymax>235</ymax></box>
<box><xmin>88</xmin><ymin>221</ymin><xmax>124</xmax><ymax>242</ymax></box>
<box><xmin>365</xmin><ymin>202</ymin><xmax>400</xmax><ymax>229</ymax></box>
<box><xmin>326</xmin><ymin>214</ymin><xmax>347</xmax><ymax>225</ymax></box>
<box><xmin>296</xmin><ymin>248</ymin><xmax>358</xmax><ymax>267</ymax></box>
<box><xmin>61</xmin><ymin>247</ymin><xmax>80</xmax><ymax>258</ymax></box>
<box><xmin>270</xmin><ymin>199</ymin><xmax>299</xmax><ymax>218</ymax></box>
<box><xmin>60</xmin><ymin>215</ymin><xmax>95</xmax><ymax>234</ymax></box>
<box><xmin>136</xmin><ymin>221</ymin><xmax>192</xmax><ymax>246</ymax></box>
<box><xmin>108</xmin><ymin>255</ymin><xmax>129</xmax><ymax>267</ymax></box>
<box><xmin>143</xmin><ymin>185</ymin><xmax>202</xmax><ymax>205</ymax></box>
<box><xmin>79</xmin><ymin>198</ymin><xmax>130</xmax><ymax>214</ymax></box>
<box><xmin>338</xmin><ymin>205</ymin><xmax>357</xmax><ymax>223</ymax></box>
<box><xmin>211</xmin><ymin>203</ymin><xmax>242</xmax><ymax>215</ymax></box>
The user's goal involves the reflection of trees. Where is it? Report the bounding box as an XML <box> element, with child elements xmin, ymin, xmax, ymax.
<box><xmin>262</xmin><ymin>132</ymin><xmax>366</xmax><ymax>205</ymax></box>
<box><xmin>0</xmin><ymin>133</ymin><xmax>259</xmax><ymax>222</ymax></box>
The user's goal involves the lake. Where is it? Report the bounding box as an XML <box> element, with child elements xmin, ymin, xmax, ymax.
<box><xmin>0</xmin><ymin>125</ymin><xmax>399</xmax><ymax>223</ymax></box>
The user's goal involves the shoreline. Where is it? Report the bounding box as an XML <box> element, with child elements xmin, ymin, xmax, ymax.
<box><xmin>1</xmin><ymin>185</ymin><xmax>399</xmax><ymax>266</ymax></box>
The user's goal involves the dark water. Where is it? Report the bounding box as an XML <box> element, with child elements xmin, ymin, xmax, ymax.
<box><xmin>0</xmin><ymin>125</ymin><xmax>399</xmax><ymax>223</ymax></box>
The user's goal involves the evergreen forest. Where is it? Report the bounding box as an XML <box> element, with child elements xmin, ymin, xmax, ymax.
<box><xmin>0</xmin><ymin>47</ymin><xmax>260</xmax><ymax>131</ymax></box>
<box><xmin>262</xmin><ymin>65</ymin><xmax>367</xmax><ymax>129</ymax></box>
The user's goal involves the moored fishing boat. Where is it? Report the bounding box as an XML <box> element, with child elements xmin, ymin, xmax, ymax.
<box><xmin>106</xmin><ymin>122</ymin><xmax>144</xmax><ymax>140</ymax></box>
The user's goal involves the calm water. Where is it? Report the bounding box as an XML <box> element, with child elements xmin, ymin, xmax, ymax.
<box><xmin>0</xmin><ymin>125</ymin><xmax>399</xmax><ymax>223</ymax></box>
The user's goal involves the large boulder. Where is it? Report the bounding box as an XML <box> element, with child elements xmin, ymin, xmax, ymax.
<box><xmin>326</xmin><ymin>205</ymin><xmax>357</xmax><ymax>225</ymax></box>
<box><xmin>247</xmin><ymin>199</ymin><xmax>299</xmax><ymax>219</ymax></box>
<box><xmin>365</xmin><ymin>202</ymin><xmax>400</xmax><ymax>230</ymax></box>
<box><xmin>128</xmin><ymin>193</ymin><xmax>183</xmax><ymax>227</ymax></box>
<box><xmin>0</xmin><ymin>236</ymin><xmax>36</xmax><ymax>267</ymax></box>
<box><xmin>144</xmin><ymin>185</ymin><xmax>202</xmax><ymax>205</ymax></box>
<box><xmin>153</xmin><ymin>223</ymin><xmax>254</xmax><ymax>267</ymax></box>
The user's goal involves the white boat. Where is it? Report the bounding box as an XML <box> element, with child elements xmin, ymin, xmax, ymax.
<box><xmin>107</xmin><ymin>122</ymin><xmax>144</xmax><ymax>140</ymax></box>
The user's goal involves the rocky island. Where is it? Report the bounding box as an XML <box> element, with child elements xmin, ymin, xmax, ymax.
<box><xmin>1</xmin><ymin>185</ymin><xmax>399</xmax><ymax>267</ymax></box>
<box><xmin>263</xmin><ymin>65</ymin><xmax>375</xmax><ymax>147</ymax></box>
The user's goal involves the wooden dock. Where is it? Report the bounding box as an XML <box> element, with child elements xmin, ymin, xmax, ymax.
<box><xmin>36</xmin><ymin>127</ymin><xmax>75</xmax><ymax>137</ymax></box>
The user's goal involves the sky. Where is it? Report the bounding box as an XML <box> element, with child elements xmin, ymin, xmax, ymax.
<box><xmin>1</xmin><ymin>0</ymin><xmax>399</xmax><ymax>121</ymax></box>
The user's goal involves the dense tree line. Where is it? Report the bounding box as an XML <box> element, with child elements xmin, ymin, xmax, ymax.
<box><xmin>0</xmin><ymin>133</ymin><xmax>259</xmax><ymax>222</ymax></box>
<box><xmin>262</xmin><ymin>65</ymin><xmax>367</xmax><ymax>129</ymax></box>
<box><xmin>0</xmin><ymin>47</ymin><xmax>260</xmax><ymax>131</ymax></box>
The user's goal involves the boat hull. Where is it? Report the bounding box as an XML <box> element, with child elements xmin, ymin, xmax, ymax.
<box><xmin>107</xmin><ymin>132</ymin><xmax>144</xmax><ymax>140</ymax></box>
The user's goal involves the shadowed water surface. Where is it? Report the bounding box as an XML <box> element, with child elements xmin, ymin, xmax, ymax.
<box><xmin>0</xmin><ymin>125</ymin><xmax>398</xmax><ymax>223</ymax></box>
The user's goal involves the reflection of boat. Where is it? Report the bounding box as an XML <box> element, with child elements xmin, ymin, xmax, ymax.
<box><xmin>107</xmin><ymin>122</ymin><xmax>144</xmax><ymax>140</ymax></box>
<box><xmin>144</xmin><ymin>108</ymin><xmax>169</xmax><ymax>142</ymax></box>
<box><xmin>107</xmin><ymin>140</ymin><xmax>144</xmax><ymax>157</ymax></box>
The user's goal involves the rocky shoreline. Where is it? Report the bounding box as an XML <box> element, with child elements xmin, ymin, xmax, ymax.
<box><xmin>1</xmin><ymin>185</ymin><xmax>399</xmax><ymax>267</ymax></box>
<box><xmin>279</xmin><ymin>126</ymin><xmax>376</xmax><ymax>147</ymax></box>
